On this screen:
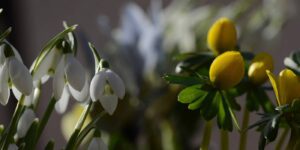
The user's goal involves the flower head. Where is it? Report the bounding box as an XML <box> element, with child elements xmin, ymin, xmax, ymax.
<box><xmin>248</xmin><ymin>52</ymin><xmax>274</xmax><ymax>85</ymax></box>
<box><xmin>209</xmin><ymin>51</ymin><xmax>245</xmax><ymax>89</ymax></box>
<box><xmin>266</xmin><ymin>69</ymin><xmax>300</xmax><ymax>106</ymax></box>
<box><xmin>90</xmin><ymin>68</ymin><xmax>125</xmax><ymax>115</ymax></box>
<box><xmin>0</xmin><ymin>42</ymin><xmax>33</xmax><ymax>105</ymax></box>
<box><xmin>207</xmin><ymin>17</ymin><xmax>237</xmax><ymax>55</ymax></box>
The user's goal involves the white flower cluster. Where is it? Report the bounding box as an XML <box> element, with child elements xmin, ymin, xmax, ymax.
<box><xmin>0</xmin><ymin>25</ymin><xmax>124</xmax><ymax>149</ymax></box>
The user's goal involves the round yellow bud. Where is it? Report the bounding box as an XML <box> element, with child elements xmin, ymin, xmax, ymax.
<box><xmin>209</xmin><ymin>51</ymin><xmax>245</xmax><ymax>89</ymax></box>
<box><xmin>207</xmin><ymin>17</ymin><xmax>237</xmax><ymax>55</ymax></box>
<box><xmin>248</xmin><ymin>52</ymin><xmax>274</xmax><ymax>85</ymax></box>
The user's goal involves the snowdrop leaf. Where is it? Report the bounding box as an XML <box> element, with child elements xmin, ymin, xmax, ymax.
<box><xmin>65</xmin><ymin>55</ymin><xmax>86</xmax><ymax>91</ymax></box>
<box><xmin>99</xmin><ymin>95</ymin><xmax>118</xmax><ymax>115</ymax></box>
<box><xmin>55</xmin><ymin>85</ymin><xmax>70</xmax><ymax>114</ymax></box>
<box><xmin>88</xmin><ymin>137</ymin><xmax>108</xmax><ymax>150</ymax></box>
<box><xmin>0</xmin><ymin>64</ymin><xmax>9</xmax><ymax>105</ymax></box>
<box><xmin>31</xmin><ymin>25</ymin><xmax>77</xmax><ymax>73</ymax></box>
<box><xmin>8</xmin><ymin>57</ymin><xmax>33</xmax><ymax>95</ymax></box>
<box><xmin>63</xmin><ymin>22</ymin><xmax>78</xmax><ymax>55</ymax></box>
<box><xmin>90</xmin><ymin>71</ymin><xmax>106</xmax><ymax>102</ymax></box>
<box><xmin>17</xmin><ymin>109</ymin><xmax>36</xmax><ymax>138</ymax></box>
<box><xmin>0</xmin><ymin>27</ymin><xmax>12</xmax><ymax>42</ymax></box>
<box><xmin>106</xmin><ymin>69</ymin><xmax>125</xmax><ymax>99</ymax></box>
<box><xmin>88</xmin><ymin>43</ymin><xmax>101</xmax><ymax>72</ymax></box>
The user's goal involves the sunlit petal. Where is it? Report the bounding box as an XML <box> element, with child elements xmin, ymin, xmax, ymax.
<box><xmin>68</xmin><ymin>76</ymin><xmax>90</xmax><ymax>103</ymax></box>
<box><xmin>55</xmin><ymin>85</ymin><xmax>70</xmax><ymax>114</ymax></box>
<box><xmin>8</xmin><ymin>57</ymin><xmax>33</xmax><ymax>95</ymax></box>
<box><xmin>53</xmin><ymin>58</ymin><xmax>66</xmax><ymax>100</ymax></box>
<box><xmin>16</xmin><ymin>109</ymin><xmax>36</xmax><ymax>138</ymax></box>
<box><xmin>99</xmin><ymin>95</ymin><xmax>118</xmax><ymax>115</ymax></box>
<box><xmin>266</xmin><ymin>70</ymin><xmax>280</xmax><ymax>105</ymax></box>
<box><xmin>0</xmin><ymin>64</ymin><xmax>10</xmax><ymax>105</ymax></box>
<box><xmin>106</xmin><ymin>69</ymin><xmax>125</xmax><ymax>99</ymax></box>
<box><xmin>65</xmin><ymin>54</ymin><xmax>86</xmax><ymax>91</ymax></box>
<box><xmin>279</xmin><ymin>69</ymin><xmax>300</xmax><ymax>105</ymax></box>
<box><xmin>90</xmin><ymin>71</ymin><xmax>106</xmax><ymax>102</ymax></box>
<box><xmin>88</xmin><ymin>137</ymin><xmax>108</xmax><ymax>150</ymax></box>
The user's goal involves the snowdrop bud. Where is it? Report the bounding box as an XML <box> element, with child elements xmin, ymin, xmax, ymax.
<box><xmin>248</xmin><ymin>52</ymin><xmax>273</xmax><ymax>85</ymax></box>
<box><xmin>209</xmin><ymin>51</ymin><xmax>245</xmax><ymax>89</ymax></box>
<box><xmin>8</xmin><ymin>57</ymin><xmax>33</xmax><ymax>95</ymax></box>
<box><xmin>207</xmin><ymin>17</ymin><xmax>237</xmax><ymax>55</ymax></box>
<box><xmin>88</xmin><ymin>137</ymin><xmax>108</xmax><ymax>150</ymax></box>
<box><xmin>8</xmin><ymin>144</ymin><xmax>18</xmax><ymax>150</ymax></box>
<box><xmin>0</xmin><ymin>63</ymin><xmax>10</xmax><ymax>105</ymax></box>
<box><xmin>17</xmin><ymin>109</ymin><xmax>36</xmax><ymax>138</ymax></box>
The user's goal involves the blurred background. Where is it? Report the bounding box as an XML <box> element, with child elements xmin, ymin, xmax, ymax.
<box><xmin>0</xmin><ymin>0</ymin><xmax>299</xmax><ymax>149</ymax></box>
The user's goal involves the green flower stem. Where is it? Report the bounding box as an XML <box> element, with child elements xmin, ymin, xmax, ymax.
<box><xmin>74</xmin><ymin>111</ymin><xmax>107</xmax><ymax>149</ymax></box>
<box><xmin>220</xmin><ymin>129</ymin><xmax>229</xmax><ymax>150</ymax></box>
<box><xmin>239</xmin><ymin>106</ymin><xmax>250</xmax><ymax>150</ymax></box>
<box><xmin>200</xmin><ymin>120</ymin><xmax>213</xmax><ymax>150</ymax></box>
<box><xmin>275</xmin><ymin>128</ymin><xmax>289</xmax><ymax>150</ymax></box>
<box><xmin>34</xmin><ymin>96</ymin><xmax>57</xmax><ymax>147</ymax></box>
<box><xmin>2</xmin><ymin>95</ymin><xmax>25</xmax><ymax>149</ymax></box>
<box><xmin>65</xmin><ymin>101</ymin><xmax>93</xmax><ymax>150</ymax></box>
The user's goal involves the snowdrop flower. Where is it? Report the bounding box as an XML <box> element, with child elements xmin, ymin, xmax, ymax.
<box><xmin>53</xmin><ymin>53</ymin><xmax>89</xmax><ymax>113</ymax></box>
<box><xmin>0</xmin><ymin>43</ymin><xmax>33</xmax><ymax>105</ymax></box>
<box><xmin>88</xmin><ymin>137</ymin><xmax>108</xmax><ymax>150</ymax></box>
<box><xmin>8</xmin><ymin>144</ymin><xmax>18</xmax><ymax>150</ymax></box>
<box><xmin>90</xmin><ymin>68</ymin><xmax>125</xmax><ymax>115</ymax></box>
<box><xmin>16</xmin><ymin>108</ymin><xmax>36</xmax><ymax>138</ymax></box>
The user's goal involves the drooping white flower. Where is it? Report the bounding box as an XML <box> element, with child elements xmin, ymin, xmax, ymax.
<box><xmin>90</xmin><ymin>68</ymin><xmax>125</xmax><ymax>115</ymax></box>
<box><xmin>87</xmin><ymin>137</ymin><xmax>108</xmax><ymax>150</ymax></box>
<box><xmin>8</xmin><ymin>144</ymin><xmax>18</xmax><ymax>150</ymax></box>
<box><xmin>53</xmin><ymin>53</ymin><xmax>89</xmax><ymax>113</ymax></box>
<box><xmin>16</xmin><ymin>108</ymin><xmax>36</xmax><ymax>138</ymax></box>
<box><xmin>0</xmin><ymin>44</ymin><xmax>33</xmax><ymax>106</ymax></box>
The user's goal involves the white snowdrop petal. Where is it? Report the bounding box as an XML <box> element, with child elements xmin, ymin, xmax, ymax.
<box><xmin>0</xmin><ymin>64</ymin><xmax>10</xmax><ymax>105</ymax></box>
<box><xmin>55</xmin><ymin>86</ymin><xmax>70</xmax><ymax>114</ymax></box>
<box><xmin>90</xmin><ymin>71</ymin><xmax>106</xmax><ymax>102</ymax></box>
<box><xmin>88</xmin><ymin>137</ymin><xmax>108</xmax><ymax>150</ymax></box>
<box><xmin>8</xmin><ymin>57</ymin><xmax>33</xmax><ymax>95</ymax></box>
<box><xmin>11</xmin><ymin>86</ymin><xmax>32</xmax><ymax>106</ymax></box>
<box><xmin>69</xmin><ymin>77</ymin><xmax>90</xmax><ymax>102</ymax></box>
<box><xmin>99</xmin><ymin>95</ymin><xmax>118</xmax><ymax>115</ymax></box>
<box><xmin>8</xmin><ymin>144</ymin><xmax>18</xmax><ymax>150</ymax></box>
<box><xmin>5</xmin><ymin>41</ymin><xmax>23</xmax><ymax>63</ymax></box>
<box><xmin>65</xmin><ymin>55</ymin><xmax>86</xmax><ymax>91</ymax></box>
<box><xmin>53</xmin><ymin>58</ymin><xmax>66</xmax><ymax>100</ymax></box>
<box><xmin>32</xmin><ymin>49</ymin><xmax>59</xmax><ymax>82</ymax></box>
<box><xmin>0</xmin><ymin>45</ymin><xmax>5</xmax><ymax>65</ymax></box>
<box><xmin>17</xmin><ymin>109</ymin><xmax>36</xmax><ymax>138</ymax></box>
<box><xmin>106</xmin><ymin>69</ymin><xmax>125</xmax><ymax>99</ymax></box>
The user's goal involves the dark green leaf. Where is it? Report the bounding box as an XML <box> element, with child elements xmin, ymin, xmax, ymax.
<box><xmin>259</xmin><ymin>132</ymin><xmax>267</xmax><ymax>150</ymax></box>
<box><xmin>201</xmin><ymin>92</ymin><xmax>220</xmax><ymax>120</ymax></box>
<box><xmin>178</xmin><ymin>85</ymin><xmax>206</xmax><ymax>104</ymax></box>
<box><xmin>24</xmin><ymin>119</ymin><xmax>39</xmax><ymax>150</ymax></box>
<box><xmin>163</xmin><ymin>74</ymin><xmax>207</xmax><ymax>86</ymax></box>
<box><xmin>255</xmin><ymin>88</ymin><xmax>275</xmax><ymax>113</ymax></box>
<box><xmin>45</xmin><ymin>140</ymin><xmax>55</xmax><ymax>150</ymax></box>
<box><xmin>217</xmin><ymin>94</ymin><xmax>233</xmax><ymax>131</ymax></box>
<box><xmin>188</xmin><ymin>92</ymin><xmax>208</xmax><ymax>110</ymax></box>
<box><xmin>225</xmin><ymin>92</ymin><xmax>241</xmax><ymax>111</ymax></box>
<box><xmin>246</xmin><ymin>90</ymin><xmax>260</xmax><ymax>111</ymax></box>
<box><xmin>263</xmin><ymin>114</ymin><xmax>280</xmax><ymax>142</ymax></box>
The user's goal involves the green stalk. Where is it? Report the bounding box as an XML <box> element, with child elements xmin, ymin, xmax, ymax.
<box><xmin>275</xmin><ymin>128</ymin><xmax>289</xmax><ymax>150</ymax></box>
<box><xmin>200</xmin><ymin>120</ymin><xmax>213</xmax><ymax>150</ymax></box>
<box><xmin>65</xmin><ymin>101</ymin><xmax>93</xmax><ymax>150</ymax></box>
<box><xmin>34</xmin><ymin>96</ymin><xmax>57</xmax><ymax>147</ymax></box>
<box><xmin>239</xmin><ymin>106</ymin><xmax>250</xmax><ymax>150</ymax></box>
<box><xmin>220</xmin><ymin>130</ymin><xmax>229</xmax><ymax>150</ymax></box>
<box><xmin>1</xmin><ymin>95</ymin><xmax>25</xmax><ymax>149</ymax></box>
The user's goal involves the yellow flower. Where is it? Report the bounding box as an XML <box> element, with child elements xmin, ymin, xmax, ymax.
<box><xmin>209</xmin><ymin>51</ymin><xmax>245</xmax><ymax>89</ymax></box>
<box><xmin>61</xmin><ymin>104</ymin><xmax>92</xmax><ymax>142</ymax></box>
<box><xmin>207</xmin><ymin>17</ymin><xmax>237</xmax><ymax>55</ymax></box>
<box><xmin>266</xmin><ymin>69</ymin><xmax>300</xmax><ymax>106</ymax></box>
<box><xmin>248</xmin><ymin>52</ymin><xmax>274</xmax><ymax>85</ymax></box>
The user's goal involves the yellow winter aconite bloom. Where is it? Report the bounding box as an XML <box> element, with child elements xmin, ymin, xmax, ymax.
<box><xmin>61</xmin><ymin>104</ymin><xmax>92</xmax><ymax>142</ymax></box>
<box><xmin>207</xmin><ymin>17</ymin><xmax>237</xmax><ymax>55</ymax></box>
<box><xmin>209</xmin><ymin>51</ymin><xmax>245</xmax><ymax>90</ymax></box>
<box><xmin>248</xmin><ymin>52</ymin><xmax>274</xmax><ymax>85</ymax></box>
<box><xmin>266</xmin><ymin>69</ymin><xmax>300</xmax><ymax>106</ymax></box>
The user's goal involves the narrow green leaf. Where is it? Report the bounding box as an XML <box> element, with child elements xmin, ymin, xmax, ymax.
<box><xmin>221</xmin><ymin>91</ymin><xmax>240</xmax><ymax>131</ymax></box>
<box><xmin>256</xmin><ymin>88</ymin><xmax>275</xmax><ymax>113</ymax></box>
<box><xmin>246</xmin><ymin>91</ymin><xmax>260</xmax><ymax>111</ymax></box>
<box><xmin>217</xmin><ymin>94</ymin><xmax>233</xmax><ymax>131</ymax></box>
<box><xmin>188</xmin><ymin>92</ymin><xmax>208</xmax><ymax>110</ymax></box>
<box><xmin>201</xmin><ymin>91</ymin><xmax>218</xmax><ymax>120</ymax></box>
<box><xmin>225</xmin><ymin>92</ymin><xmax>241</xmax><ymax>111</ymax></box>
<box><xmin>24</xmin><ymin>119</ymin><xmax>39</xmax><ymax>150</ymax></box>
<box><xmin>45</xmin><ymin>140</ymin><xmax>55</xmax><ymax>150</ymax></box>
<box><xmin>88</xmin><ymin>42</ymin><xmax>101</xmax><ymax>72</ymax></box>
<box><xmin>178</xmin><ymin>85</ymin><xmax>205</xmax><ymax>104</ymax></box>
<box><xmin>63</xmin><ymin>21</ymin><xmax>78</xmax><ymax>54</ymax></box>
<box><xmin>263</xmin><ymin>114</ymin><xmax>281</xmax><ymax>142</ymax></box>
<box><xmin>0</xmin><ymin>27</ymin><xmax>12</xmax><ymax>42</ymax></box>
